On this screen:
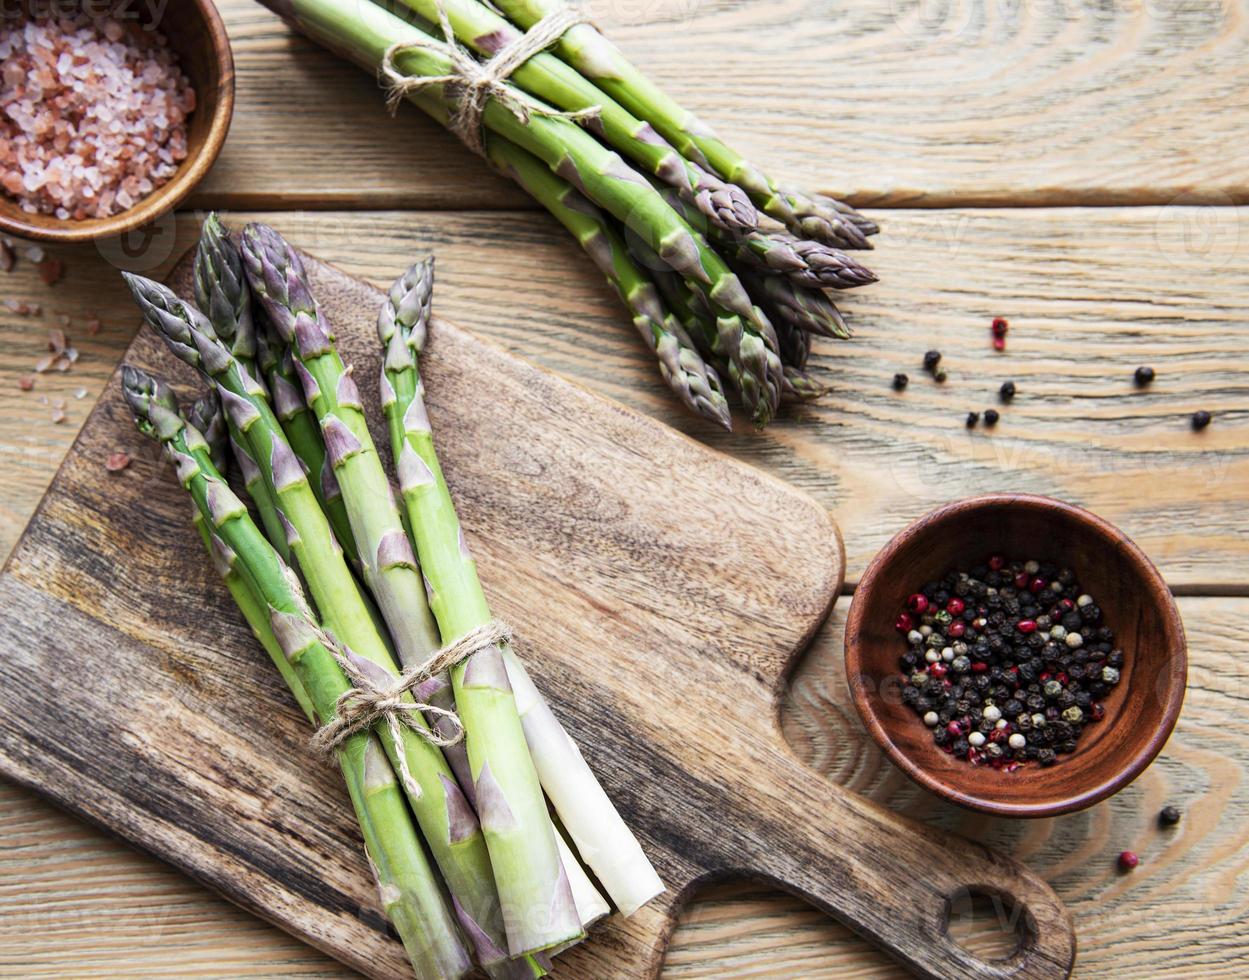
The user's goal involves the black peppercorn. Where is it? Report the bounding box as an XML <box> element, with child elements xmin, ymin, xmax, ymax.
<box><xmin>984</xmin><ymin>408</ymin><xmax>1000</xmax><ymax>427</ymax></box>
<box><xmin>893</xmin><ymin>372</ymin><xmax>909</xmax><ymax>391</ymax></box>
<box><xmin>923</xmin><ymin>349</ymin><xmax>942</xmax><ymax>372</ymax></box>
<box><xmin>999</xmin><ymin>380</ymin><xmax>1016</xmax><ymax>402</ymax></box>
<box><xmin>966</xmin><ymin>411</ymin><xmax>979</xmax><ymax>428</ymax></box>
<box><xmin>1192</xmin><ymin>410</ymin><xmax>1212</xmax><ymax>430</ymax></box>
<box><xmin>1134</xmin><ymin>366</ymin><xmax>1155</xmax><ymax>387</ymax></box>
<box><xmin>934</xmin><ymin>370</ymin><xmax>948</xmax><ymax>383</ymax></box>
<box><xmin>1159</xmin><ymin>805</ymin><xmax>1182</xmax><ymax>826</ymax></box>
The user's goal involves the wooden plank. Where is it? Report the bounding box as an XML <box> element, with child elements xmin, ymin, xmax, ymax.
<box><xmin>3</xmin><ymin>597</ymin><xmax>1245</xmax><ymax>978</ymax></box>
<box><xmin>5</xmin><ymin>208</ymin><xmax>1243</xmax><ymax>585</ymax></box>
<box><xmin>189</xmin><ymin>0</ymin><xmax>1249</xmax><ymax>209</ymax></box>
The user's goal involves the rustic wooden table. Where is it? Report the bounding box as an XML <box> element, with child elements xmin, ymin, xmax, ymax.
<box><xmin>2</xmin><ymin>0</ymin><xmax>1247</xmax><ymax>975</ymax></box>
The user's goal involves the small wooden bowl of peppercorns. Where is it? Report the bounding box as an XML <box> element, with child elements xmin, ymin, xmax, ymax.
<box><xmin>845</xmin><ymin>494</ymin><xmax>1187</xmax><ymax>817</ymax></box>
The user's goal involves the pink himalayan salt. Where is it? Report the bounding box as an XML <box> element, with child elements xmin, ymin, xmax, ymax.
<box><xmin>0</xmin><ymin>15</ymin><xmax>196</xmax><ymax>220</ymax></box>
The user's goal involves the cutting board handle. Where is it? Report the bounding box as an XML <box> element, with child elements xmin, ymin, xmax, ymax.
<box><xmin>727</xmin><ymin>745</ymin><xmax>1076</xmax><ymax>979</ymax></box>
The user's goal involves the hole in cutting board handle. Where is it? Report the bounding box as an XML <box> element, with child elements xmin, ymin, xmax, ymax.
<box><xmin>945</xmin><ymin>886</ymin><xmax>1034</xmax><ymax>963</ymax></box>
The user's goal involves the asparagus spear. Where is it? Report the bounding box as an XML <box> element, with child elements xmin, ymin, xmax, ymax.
<box><xmin>483</xmin><ymin>0</ymin><xmax>874</xmax><ymax>249</ymax></box>
<box><xmin>185</xmin><ymin>392</ymin><xmax>319</xmax><ymax>722</ymax></box>
<box><xmin>192</xmin><ymin>214</ymin><xmax>292</xmax><ymax>560</ymax></box>
<box><xmin>486</xmin><ymin>137</ymin><xmax>731</xmax><ymax>429</ymax></box>
<box><xmin>782</xmin><ymin>365</ymin><xmax>828</xmax><ymax>400</ymax></box>
<box><xmin>716</xmin><ymin>229</ymin><xmax>878</xmax><ymax>291</ymax></box>
<box><xmin>733</xmin><ymin>265</ymin><xmax>850</xmax><ymax>340</ymax></box>
<box><xmin>194</xmin><ymin>213</ymin><xmax>258</xmax><ymax>365</ymax></box>
<box><xmin>257</xmin><ymin>0</ymin><xmax>783</xmax><ymax>426</ymax></box>
<box><xmin>254</xmin><ymin>321</ymin><xmax>359</xmax><ymax>563</ymax></box>
<box><xmin>387</xmin><ymin>0</ymin><xmax>757</xmax><ymax>234</ymax></box>
<box><xmin>122</xmin><ymin>367</ymin><xmax>473</xmax><ymax>980</ymax></box>
<box><xmin>379</xmin><ymin>260</ymin><xmax>665</xmax><ymax>917</ymax></box>
<box><xmin>122</xmin><ymin>273</ymin><xmax>527</xmax><ymax>968</ymax></box>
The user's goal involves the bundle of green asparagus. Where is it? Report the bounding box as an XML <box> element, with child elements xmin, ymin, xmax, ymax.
<box><xmin>121</xmin><ymin>215</ymin><xmax>662</xmax><ymax>979</ymax></box>
<box><xmin>252</xmin><ymin>0</ymin><xmax>878</xmax><ymax>428</ymax></box>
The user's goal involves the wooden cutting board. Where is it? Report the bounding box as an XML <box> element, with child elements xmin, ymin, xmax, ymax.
<box><xmin>0</xmin><ymin>248</ymin><xmax>1075</xmax><ymax>979</ymax></box>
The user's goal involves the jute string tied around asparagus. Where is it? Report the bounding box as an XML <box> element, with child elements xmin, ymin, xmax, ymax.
<box><xmin>379</xmin><ymin>0</ymin><xmax>600</xmax><ymax>159</ymax></box>
<box><xmin>310</xmin><ymin>613</ymin><xmax>514</xmax><ymax>800</ymax></box>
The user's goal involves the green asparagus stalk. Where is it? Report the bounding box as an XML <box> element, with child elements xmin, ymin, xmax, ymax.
<box><xmin>239</xmin><ymin>223</ymin><xmax>582</xmax><ymax>957</ymax></box>
<box><xmin>717</xmin><ymin>229</ymin><xmax>878</xmax><ymax>291</ymax></box>
<box><xmin>185</xmin><ymin>393</ymin><xmax>229</xmax><ymax>472</ymax></box>
<box><xmin>483</xmin><ymin>0</ymin><xmax>874</xmax><ymax>249</ymax></box>
<box><xmin>650</xmin><ymin>184</ymin><xmax>876</xmax><ymax>291</ymax></box>
<box><xmin>387</xmin><ymin>0</ymin><xmax>756</xmax><ymax>234</ymax></box>
<box><xmin>186</xmin><ymin>392</ymin><xmax>319</xmax><ymax>723</ymax></box>
<box><xmin>193</xmin><ymin>214</ymin><xmax>292</xmax><ymax>560</ymax></box>
<box><xmin>254</xmin><ymin>321</ymin><xmax>359</xmax><ymax>563</ymax></box>
<box><xmin>732</xmin><ymin>265</ymin><xmax>850</xmax><ymax>341</ymax></box>
<box><xmin>194</xmin><ymin>213</ymin><xmax>257</xmax><ymax>364</ymax></box>
<box><xmin>378</xmin><ymin>259</ymin><xmax>665</xmax><ymax>918</ymax></box>
<box><xmin>259</xmin><ymin>0</ymin><xmax>783</xmax><ymax>425</ymax></box>
<box><xmin>782</xmin><ymin>365</ymin><xmax>828</xmax><ymax>400</ymax></box>
<box><xmin>486</xmin><ymin>137</ymin><xmax>731</xmax><ymax>429</ymax></box>
<box><xmin>122</xmin><ymin>273</ymin><xmax>527</xmax><ymax>969</ymax></box>
<box><xmin>122</xmin><ymin>367</ymin><xmax>473</xmax><ymax>980</ymax></box>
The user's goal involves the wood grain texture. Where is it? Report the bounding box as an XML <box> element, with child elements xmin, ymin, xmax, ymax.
<box><xmin>0</xmin><ymin>205</ymin><xmax>1244</xmax><ymax>977</ymax></box>
<box><xmin>6</xmin><ymin>207</ymin><xmax>1243</xmax><ymax>585</ymax></box>
<box><xmin>3</xmin><ymin>596</ymin><xmax>1246</xmax><ymax>978</ymax></box>
<box><xmin>187</xmin><ymin>0</ymin><xmax>1249</xmax><ymax>209</ymax></box>
<box><xmin>0</xmin><ymin>248</ymin><xmax>1083</xmax><ymax>979</ymax></box>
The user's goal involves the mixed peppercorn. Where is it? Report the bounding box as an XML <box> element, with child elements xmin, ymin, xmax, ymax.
<box><xmin>895</xmin><ymin>556</ymin><xmax>1123</xmax><ymax>770</ymax></box>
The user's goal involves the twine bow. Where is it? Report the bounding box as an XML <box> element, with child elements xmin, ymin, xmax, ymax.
<box><xmin>379</xmin><ymin>0</ymin><xmax>599</xmax><ymax>159</ymax></box>
<box><xmin>308</xmin><ymin>607</ymin><xmax>513</xmax><ymax>800</ymax></box>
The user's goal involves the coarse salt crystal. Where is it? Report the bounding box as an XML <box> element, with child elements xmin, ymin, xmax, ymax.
<box><xmin>0</xmin><ymin>15</ymin><xmax>195</xmax><ymax>220</ymax></box>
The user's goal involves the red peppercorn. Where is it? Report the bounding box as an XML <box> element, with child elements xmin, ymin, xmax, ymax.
<box><xmin>1057</xmin><ymin>673</ymin><xmax>1069</xmax><ymax>685</ymax></box>
<box><xmin>971</xmin><ymin>661</ymin><xmax>988</xmax><ymax>673</ymax></box>
<box><xmin>1060</xmin><ymin>598</ymin><xmax>1075</xmax><ymax>611</ymax></box>
<box><xmin>1040</xmin><ymin>671</ymin><xmax>1051</xmax><ymax>682</ymax></box>
<box><xmin>1118</xmin><ymin>851</ymin><xmax>1139</xmax><ymax>871</ymax></box>
<box><xmin>946</xmin><ymin>597</ymin><xmax>966</xmax><ymax>615</ymax></box>
<box><xmin>1014</xmin><ymin>571</ymin><xmax>1031</xmax><ymax>589</ymax></box>
<box><xmin>1091</xmin><ymin>702</ymin><xmax>1106</xmax><ymax>721</ymax></box>
<box><xmin>1017</xmin><ymin>619</ymin><xmax>1038</xmax><ymax>634</ymax></box>
<box><xmin>948</xmin><ymin>621</ymin><xmax>966</xmax><ymax>638</ymax></box>
<box><xmin>1030</xmin><ymin>576</ymin><xmax>1046</xmax><ymax>593</ymax></box>
<box><xmin>992</xmin><ymin>335</ymin><xmax>1006</xmax><ymax>351</ymax></box>
<box><xmin>907</xmin><ymin>593</ymin><xmax>929</xmax><ymax>614</ymax></box>
<box><xmin>946</xmin><ymin>721</ymin><xmax>963</xmax><ymax>736</ymax></box>
<box><xmin>895</xmin><ymin>612</ymin><xmax>913</xmax><ymax>633</ymax></box>
<box><xmin>928</xmin><ymin>662</ymin><xmax>948</xmax><ymax>678</ymax></box>
<box><xmin>988</xmin><ymin>555</ymin><xmax>1005</xmax><ymax>571</ymax></box>
<box><xmin>991</xmin><ymin>317</ymin><xmax>1009</xmax><ymax>336</ymax></box>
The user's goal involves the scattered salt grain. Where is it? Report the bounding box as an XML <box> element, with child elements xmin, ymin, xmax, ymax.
<box><xmin>18</xmin><ymin>375</ymin><xmax>34</xmax><ymax>391</ymax></box>
<box><xmin>33</xmin><ymin>353</ymin><xmax>54</xmax><ymax>373</ymax></box>
<box><xmin>74</xmin><ymin>387</ymin><xmax>87</xmax><ymax>399</ymax></box>
<box><xmin>0</xmin><ymin>16</ymin><xmax>196</xmax><ymax>220</ymax></box>
<box><xmin>47</xmin><ymin>326</ymin><xmax>66</xmax><ymax>352</ymax></box>
<box><xmin>105</xmin><ymin>450</ymin><xmax>131</xmax><ymax>472</ymax></box>
<box><xmin>37</xmin><ymin>258</ymin><xmax>63</xmax><ymax>285</ymax></box>
<box><xmin>51</xmin><ymin>407</ymin><xmax>65</xmax><ymax>423</ymax></box>
<box><xmin>3</xmin><ymin>298</ymin><xmax>39</xmax><ymax>315</ymax></box>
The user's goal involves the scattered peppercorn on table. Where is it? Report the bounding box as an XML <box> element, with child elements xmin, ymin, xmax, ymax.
<box><xmin>2</xmin><ymin>0</ymin><xmax>1249</xmax><ymax>975</ymax></box>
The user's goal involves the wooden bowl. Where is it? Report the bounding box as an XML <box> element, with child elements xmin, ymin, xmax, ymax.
<box><xmin>845</xmin><ymin>494</ymin><xmax>1187</xmax><ymax>817</ymax></box>
<box><xmin>0</xmin><ymin>0</ymin><xmax>234</xmax><ymax>243</ymax></box>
